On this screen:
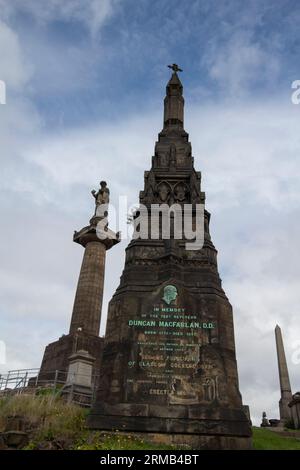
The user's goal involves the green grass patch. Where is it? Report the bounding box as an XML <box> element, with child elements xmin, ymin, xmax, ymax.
<box><xmin>0</xmin><ymin>394</ymin><xmax>87</xmax><ymax>442</ymax></box>
<box><xmin>252</xmin><ymin>427</ymin><xmax>300</xmax><ymax>450</ymax></box>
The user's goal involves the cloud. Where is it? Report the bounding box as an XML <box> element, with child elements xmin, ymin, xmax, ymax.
<box><xmin>203</xmin><ymin>30</ymin><xmax>280</xmax><ymax>96</ymax></box>
<box><xmin>0</xmin><ymin>0</ymin><xmax>119</xmax><ymax>37</ymax></box>
<box><xmin>0</xmin><ymin>1</ymin><xmax>120</xmax><ymax>99</ymax></box>
<box><xmin>187</xmin><ymin>99</ymin><xmax>300</xmax><ymax>211</ymax></box>
<box><xmin>0</xmin><ymin>19</ymin><xmax>32</xmax><ymax>89</ymax></box>
<box><xmin>186</xmin><ymin>98</ymin><xmax>300</xmax><ymax>424</ymax></box>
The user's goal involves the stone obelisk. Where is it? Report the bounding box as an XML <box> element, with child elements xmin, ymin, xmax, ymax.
<box><xmin>275</xmin><ymin>325</ymin><xmax>292</xmax><ymax>423</ymax></box>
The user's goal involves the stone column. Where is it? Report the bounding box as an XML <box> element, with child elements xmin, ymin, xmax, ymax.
<box><xmin>39</xmin><ymin>183</ymin><xmax>119</xmax><ymax>383</ymax></box>
<box><xmin>69</xmin><ymin>219</ymin><xmax>120</xmax><ymax>337</ymax></box>
<box><xmin>70</xmin><ymin>241</ymin><xmax>106</xmax><ymax>336</ymax></box>
<box><xmin>275</xmin><ymin>325</ymin><xmax>293</xmax><ymax>422</ymax></box>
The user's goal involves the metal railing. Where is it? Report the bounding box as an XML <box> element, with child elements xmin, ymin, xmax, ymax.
<box><xmin>0</xmin><ymin>368</ymin><xmax>40</xmax><ymax>391</ymax></box>
<box><xmin>0</xmin><ymin>368</ymin><xmax>99</xmax><ymax>407</ymax></box>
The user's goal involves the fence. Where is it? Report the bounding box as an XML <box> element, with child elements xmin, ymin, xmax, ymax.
<box><xmin>0</xmin><ymin>368</ymin><xmax>99</xmax><ymax>407</ymax></box>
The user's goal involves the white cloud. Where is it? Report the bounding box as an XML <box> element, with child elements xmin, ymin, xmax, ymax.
<box><xmin>186</xmin><ymin>98</ymin><xmax>300</xmax><ymax>424</ymax></box>
<box><xmin>204</xmin><ymin>31</ymin><xmax>280</xmax><ymax>96</ymax></box>
<box><xmin>0</xmin><ymin>19</ymin><xmax>32</xmax><ymax>89</ymax></box>
<box><xmin>0</xmin><ymin>0</ymin><xmax>119</xmax><ymax>37</ymax></box>
<box><xmin>187</xmin><ymin>99</ymin><xmax>300</xmax><ymax>211</ymax></box>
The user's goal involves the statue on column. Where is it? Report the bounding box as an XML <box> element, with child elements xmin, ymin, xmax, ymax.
<box><xmin>91</xmin><ymin>181</ymin><xmax>110</xmax><ymax>217</ymax></box>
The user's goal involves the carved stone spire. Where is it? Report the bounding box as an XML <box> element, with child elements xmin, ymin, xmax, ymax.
<box><xmin>89</xmin><ymin>67</ymin><xmax>252</xmax><ymax>449</ymax></box>
<box><xmin>163</xmin><ymin>68</ymin><xmax>184</xmax><ymax>131</ymax></box>
<box><xmin>275</xmin><ymin>325</ymin><xmax>293</xmax><ymax>423</ymax></box>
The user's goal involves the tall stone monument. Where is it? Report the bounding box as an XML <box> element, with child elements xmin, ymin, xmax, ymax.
<box><xmin>39</xmin><ymin>183</ymin><xmax>120</xmax><ymax>380</ymax></box>
<box><xmin>89</xmin><ymin>66</ymin><xmax>252</xmax><ymax>449</ymax></box>
<box><xmin>275</xmin><ymin>325</ymin><xmax>292</xmax><ymax>423</ymax></box>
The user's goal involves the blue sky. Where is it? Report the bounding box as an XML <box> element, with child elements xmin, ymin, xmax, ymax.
<box><xmin>1</xmin><ymin>0</ymin><xmax>300</xmax><ymax>425</ymax></box>
<box><xmin>2</xmin><ymin>0</ymin><xmax>300</xmax><ymax>127</ymax></box>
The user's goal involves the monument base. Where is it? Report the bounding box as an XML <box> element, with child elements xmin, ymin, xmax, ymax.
<box><xmin>39</xmin><ymin>333</ymin><xmax>103</xmax><ymax>383</ymax></box>
<box><xmin>88</xmin><ymin>403</ymin><xmax>252</xmax><ymax>450</ymax></box>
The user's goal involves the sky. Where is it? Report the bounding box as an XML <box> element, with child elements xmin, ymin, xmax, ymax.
<box><xmin>0</xmin><ymin>0</ymin><xmax>300</xmax><ymax>426</ymax></box>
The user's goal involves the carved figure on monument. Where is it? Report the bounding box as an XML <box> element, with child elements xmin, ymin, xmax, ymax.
<box><xmin>145</xmin><ymin>170</ymin><xmax>156</xmax><ymax>203</ymax></box>
<box><xmin>91</xmin><ymin>181</ymin><xmax>110</xmax><ymax>216</ymax></box>
<box><xmin>160</xmin><ymin>152</ymin><xmax>168</xmax><ymax>166</ymax></box>
<box><xmin>157</xmin><ymin>181</ymin><xmax>171</xmax><ymax>203</ymax></box>
<box><xmin>174</xmin><ymin>182</ymin><xmax>188</xmax><ymax>203</ymax></box>
<box><xmin>169</xmin><ymin>144</ymin><xmax>176</xmax><ymax>168</ymax></box>
<box><xmin>169</xmin><ymin>377</ymin><xmax>198</xmax><ymax>405</ymax></box>
<box><xmin>190</xmin><ymin>172</ymin><xmax>201</xmax><ymax>204</ymax></box>
<box><xmin>203</xmin><ymin>377</ymin><xmax>217</xmax><ymax>402</ymax></box>
<box><xmin>162</xmin><ymin>285</ymin><xmax>178</xmax><ymax>305</ymax></box>
<box><xmin>185</xmin><ymin>145</ymin><xmax>191</xmax><ymax>158</ymax></box>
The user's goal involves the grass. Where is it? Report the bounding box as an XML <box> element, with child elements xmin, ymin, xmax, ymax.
<box><xmin>0</xmin><ymin>394</ymin><xmax>87</xmax><ymax>444</ymax></box>
<box><xmin>252</xmin><ymin>427</ymin><xmax>300</xmax><ymax>450</ymax></box>
<box><xmin>1</xmin><ymin>395</ymin><xmax>300</xmax><ymax>450</ymax></box>
<box><xmin>73</xmin><ymin>431</ymin><xmax>180</xmax><ymax>450</ymax></box>
<box><xmin>0</xmin><ymin>394</ymin><xmax>178</xmax><ymax>450</ymax></box>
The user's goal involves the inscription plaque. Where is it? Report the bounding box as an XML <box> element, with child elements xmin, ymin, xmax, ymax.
<box><xmin>125</xmin><ymin>285</ymin><xmax>217</xmax><ymax>405</ymax></box>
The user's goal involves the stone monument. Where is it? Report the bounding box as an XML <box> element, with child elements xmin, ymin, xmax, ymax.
<box><xmin>39</xmin><ymin>182</ymin><xmax>120</xmax><ymax>382</ymax></box>
<box><xmin>260</xmin><ymin>411</ymin><xmax>270</xmax><ymax>427</ymax></box>
<box><xmin>88</xmin><ymin>65</ymin><xmax>252</xmax><ymax>449</ymax></box>
<box><xmin>289</xmin><ymin>392</ymin><xmax>300</xmax><ymax>429</ymax></box>
<box><xmin>275</xmin><ymin>325</ymin><xmax>293</xmax><ymax>424</ymax></box>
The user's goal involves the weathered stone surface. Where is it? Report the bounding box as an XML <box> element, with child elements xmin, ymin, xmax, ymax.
<box><xmin>289</xmin><ymin>392</ymin><xmax>300</xmax><ymax>429</ymax></box>
<box><xmin>70</xmin><ymin>241</ymin><xmax>106</xmax><ymax>336</ymax></box>
<box><xmin>2</xmin><ymin>431</ymin><xmax>29</xmax><ymax>449</ymax></box>
<box><xmin>275</xmin><ymin>325</ymin><xmax>293</xmax><ymax>423</ymax></box>
<box><xmin>88</xmin><ymin>69</ymin><xmax>252</xmax><ymax>449</ymax></box>
<box><xmin>141</xmin><ymin>432</ymin><xmax>252</xmax><ymax>450</ymax></box>
<box><xmin>39</xmin><ymin>332</ymin><xmax>103</xmax><ymax>383</ymax></box>
<box><xmin>4</xmin><ymin>415</ymin><xmax>26</xmax><ymax>432</ymax></box>
<box><xmin>0</xmin><ymin>435</ymin><xmax>8</xmax><ymax>450</ymax></box>
<box><xmin>66</xmin><ymin>350</ymin><xmax>95</xmax><ymax>387</ymax></box>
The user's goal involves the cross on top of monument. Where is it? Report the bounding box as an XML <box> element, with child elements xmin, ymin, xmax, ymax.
<box><xmin>167</xmin><ymin>63</ymin><xmax>183</xmax><ymax>73</ymax></box>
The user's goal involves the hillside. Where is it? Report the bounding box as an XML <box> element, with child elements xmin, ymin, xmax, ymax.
<box><xmin>1</xmin><ymin>395</ymin><xmax>300</xmax><ymax>450</ymax></box>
